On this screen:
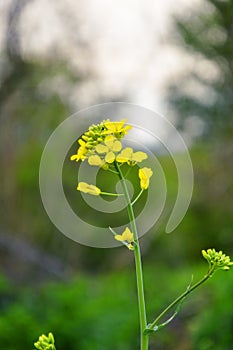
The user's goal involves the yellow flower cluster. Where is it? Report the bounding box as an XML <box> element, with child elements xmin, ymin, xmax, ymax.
<box><xmin>72</xmin><ymin>118</ymin><xmax>153</xmax><ymax>199</ymax></box>
<box><xmin>71</xmin><ymin>119</ymin><xmax>154</xmax><ymax>252</ymax></box>
<box><xmin>70</xmin><ymin>118</ymin><xmax>151</xmax><ymax>170</ymax></box>
<box><xmin>71</xmin><ymin>119</ymin><xmax>131</xmax><ymax>163</ymax></box>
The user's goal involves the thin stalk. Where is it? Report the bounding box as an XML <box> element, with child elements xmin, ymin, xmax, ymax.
<box><xmin>100</xmin><ymin>192</ymin><xmax>124</xmax><ymax>196</ymax></box>
<box><xmin>114</xmin><ymin>161</ymin><xmax>148</xmax><ymax>350</ymax></box>
<box><xmin>147</xmin><ymin>266</ymin><xmax>215</xmax><ymax>331</ymax></box>
<box><xmin>107</xmin><ymin>167</ymin><xmax>120</xmax><ymax>175</ymax></box>
<box><xmin>131</xmin><ymin>189</ymin><xmax>144</xmax><ymax>206</ymax></box>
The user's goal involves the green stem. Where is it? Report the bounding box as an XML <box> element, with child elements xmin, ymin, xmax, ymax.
<box><xmin>107</xmin><ymin>167</ymin><xmax>120</xmax><ymax>175</ymax></box>
<box><xmin>114</xmin><ymin>161</ymin><xmax>148</xmax><ymax>350</ymax></box>
<box><xmin>147</xmin><ymin>266</ymin><xmax>215</xmax><ymax>331</ymax></box>
<box><xmin>100</xmin><ymin>192</ymin><xmax>124</xmax><ymax>196</ymax></box>
<box><xmin>131</xmin><ymin>189</ymin><xmax>144</xmax><ymax>206</ymax></box>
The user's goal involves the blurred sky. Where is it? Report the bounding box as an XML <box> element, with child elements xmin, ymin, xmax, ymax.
<box><xmin>0</xmin><ymin>0</ymin><xmax>205</xmax><ymax>114</ymax></box>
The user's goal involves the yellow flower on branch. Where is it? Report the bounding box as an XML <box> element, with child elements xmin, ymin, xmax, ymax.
<box><xmin>77</xmin><ymin>182</ymin><xmax>101</xmax><ymax>195</ymax></box>
<box><xmin>103</xmin><ymin>118</ymin><xmax>132</xmax><ymax>137</ymax></box>
<box><xmin>138</xmin><ymin>167</ymin><xmax>153</xmax><ymax>190</ymax></box>
<box><xmin>70</xmin><ymin>140</ymin><xmax>88</xmax><ymax>162</ymax></box>
<box><xmin>95</xmin><ymin>135</ymin><xmax>122</xmax><ymax>164</ymax></box>
<box><xmin>115</xmin><ymin>227</ymin><xmax>135</xmax><ymax>250</ymax></box>
<box><xmin>70</xmin><ymin>119</ymin><xmax>132</xmax><ymax>163</ymax></box>
<box><xmin>116</xmin><ymin>147</ymin><xmax>148</xmax><ymax>165</ymax></box>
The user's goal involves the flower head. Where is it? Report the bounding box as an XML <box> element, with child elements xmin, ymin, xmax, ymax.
<box><xmin>103</xmin><ymin>119</ymin><xmax>132</xmax><ymax>137</ymax></box>
<box><xmin>202</xmin><ymin>248</ymin><xmax>233</xmax><ymax>273</ymax></box>
<box><xmin>77</xmin><ymin>182</ymin><xmax>101</xmax><ymax>195</ymax></box>
<box><xmin>71</xmin><ymin>119</ymin><xmax>131</xmax><ymax>163</ymax></box>
<box><xmin>93</xmin><ymin>135</ymin><xmax>122</xmax><ymax>164</ymax></box>
<box><xmin>138</xmin><ymin>167</ymin><xmax>153</xmax><ymax>190</ymax></box>
<box><xmin>115</xmin><ymin>227</ymin><xmax>135</xmax><ymax>250</ymax></box>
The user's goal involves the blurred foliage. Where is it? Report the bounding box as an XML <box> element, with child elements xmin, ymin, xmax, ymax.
<box><xmin>0</xmin><ymin>2</ymin><xmax>232</xmax><ymax>348</ymax></box>
<box><xmin>168</xmin><ymin>0</ymin><xmax>233</xmax><ymax>139</ymax></box>
<box><xmin>189</xmin><ymin>270</ymin><xmax>233</xmax><ymax>350</ymax></box>
<box><xmin>145</xmin><ymin>145</ymin><xmax>233</xmax><ymax>267</ymax></box>
<box><xmin>0</xmin><ymin>264</ymin><xmax>232</xmax><ymax>350</ymax></box>
<box><xmin>0</xmin><ymin>58</ymin><xmax>75</xmax><ymax>275</ymax></box>
<box><xmin>161</xmin><ymin>0</ymin><xmax>233</xmax><ymax>268</ymax></box>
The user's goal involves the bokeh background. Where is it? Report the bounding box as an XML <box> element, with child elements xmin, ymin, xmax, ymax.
<box><xmin>0</xmin><ymin>0</ymin><xmax>232</xmax><ymax>349</ymax></box>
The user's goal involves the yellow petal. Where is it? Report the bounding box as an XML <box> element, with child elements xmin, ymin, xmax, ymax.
<box><xmin>70</xmin><ymin>154</ymin><xmax>78</xmax><ymax>161</ymax></box>
<box><xmin>132</xmin><ymin>151</ymin><xmax>148</xmax><ymax>162</ymax></box>
<box><xmin>96</xmin><ymin>144</ymin><xmax>108</xmax><ymax>154</ymax></box>
<box><xmin>105</xmin><ymin>151</ymin><xmax>115</xmax><ymax>163</ymax></box>
<box><xmin>77</xmin><ymin>182</ymin><xmax>101</xmax><ymax>195</ymax></box>
<box><xmin>105</xmin><ymin>140</ymin><xmax>114</xmax><ymax>149</ymax></box>
<box><xmin>116</xmin><ymin>155</ymin><xmax>128</xmax><ymax>163</ymax></box>
<box><xmin>88</xmin><ymin>155</ymin><xmax>103</xmax><ymax>166</ymax></box>
<box><xmin>143</xmin><ymin>167</ymin><xmax>153</xmax><ymax>178</ymax></box>
<box><xmin>115</xmin><ymin>234</ymin><xmax>124</xmax><ymax>241</ymax></box>
<box><xmin>104</xmin><ymin>135</ymin><xmax>115</xmax><ymax>142</ymax></box>
<box><xmin>104</xmin><ymin>119</ymin><xmax>125</xmax><ymax>132</ymax></box>
<box><xmin>116</xmin><ymin>147</ymin><xmax>133</xmax><ymax>163</ymax></box>
<box><xmin>138</xmin><ymin>167</ymin><xmax>153</xmax><ymax>190</ymax></box>
<box><xmin>78</xmin><ymin>139</ymin><xmax>86</xmax><ymax>146</ymax></box>
<box><xmin>121</xmin><ymin>227</ymin><xmax>134</xmax><ymax>242</ymax></box>
<box><xmin>124</xmin><ymin>125</ymin><xmax>132</xmax><ymax>132</ymax></box>
<box><xmin>112</xmin><ymin>140</ymin><xmax>122</xmax><ymax>152</ymax></box>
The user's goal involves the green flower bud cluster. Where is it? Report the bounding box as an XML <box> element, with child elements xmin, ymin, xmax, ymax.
<box><xmin>34</xmin><ymin>333</ymin><xmax>56</xmax><ymax>350</ymax></box>
<box><xmin>202</xmin><ymin>248</ymin><xmax>233</xmax><ymax>273</ymax></box>
<box><xmin>71</xmin><ymin>119</ymin><xmax>131</xmax><ymax>162</ymax></box>
<box><xmin>80</xmin><ymin>120</ymin><xmax>109</xmax><ymax>150</ymax></box>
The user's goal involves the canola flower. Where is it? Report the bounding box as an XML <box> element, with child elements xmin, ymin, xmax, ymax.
<box><xmin>71</xmin><ymin>118</ymin><xmax>153</xmax><ymax>219</ymax></box>
<box><xmin>114</xmin><ymin>227</ymin><xmax>135</xmax><ymax>250</ymax></box>
<box><xmin>77</xmin><ymin>181</ymin><xmax>124</xmax><ymax>197</ymax></box>
<box><xmin>103</xmin><ymin>119</ymin><xmax>132</xmax><ymax>135</ymax></box>
<box><xmin>139</xmin><ymin>167</ymin><xmax>153</xmax><ymax>190</ymax></box>
<box><xmin>89</xmin><ymin>135</ymin><xmax>122</xmax><ymax>165</ymax></box>
<box><xmin>77</xmin><ymin>182</ymin><xmax>101</xmax><ymax>196</ymax></box>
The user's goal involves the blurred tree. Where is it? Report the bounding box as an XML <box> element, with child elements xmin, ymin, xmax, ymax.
<box><xmin>168</xmin><ymin>0</ymin><xmax>233</xmax><ymax>140</ymax></box>
<box><xmin>0</xmin><ymin>0</ymin><xmax>129</xmax><ymax>279</ymax></box>
<box><xmin>0</xmin><ymin>0</ymin><xmax>78</xmax><ymax>279</ymax></box>
<box><xmin>161</xmin><ymin>0</ymin><xmax>233</xmax><ymax>260</ymax></box>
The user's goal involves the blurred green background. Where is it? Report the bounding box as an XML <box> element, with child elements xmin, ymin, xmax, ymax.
<box><xmin>0</xmin><ymin>0</ymin><xmax>232</xmax><ymax>349</ymax></box>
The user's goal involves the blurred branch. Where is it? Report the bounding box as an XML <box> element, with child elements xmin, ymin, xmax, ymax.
<box><xmin>0</xmin><ymin>0</ymin><xmax>33</xmax><ymax>105</ymax></box>
<box><xmin>0</xmin><ymin>231</ymin><xmax>74</xmax><ymax>280</ymax></box>
<box><xmin>5</xmin><ymin>0</ymin><xmax>32</xmax><ymax>58</ymax></box>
